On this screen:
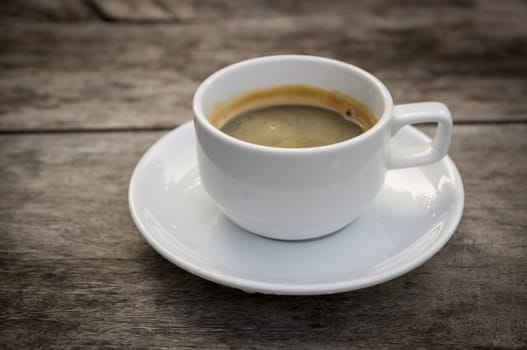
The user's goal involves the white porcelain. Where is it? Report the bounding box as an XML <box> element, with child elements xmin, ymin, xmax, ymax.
<box><xmin>128</xmin><ymin>122</ymin><xmax>464</xmax><ymax>295</ymax></box>
<box><xmin>193</xmin><ymin>55</ymin><xmax>453</xmax><ymax>240</ymax></box>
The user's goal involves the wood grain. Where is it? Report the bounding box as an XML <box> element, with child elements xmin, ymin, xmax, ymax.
<box><xmin>1</xmin><ymin>0</ymin><xmax>526</xmax><ymax>131</ymax></box>
<box><xmin>1</xmin><ymin>124</ymin><xmax>526</xmax><ymax>348</ymax></box>
<box><xmin>0</xmin><ymin>0</ymin><xmax>97</xmax><ymax>21</ymax></box>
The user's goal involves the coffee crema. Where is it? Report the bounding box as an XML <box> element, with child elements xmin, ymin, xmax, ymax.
<box><xmin>208</xmin><ymin>84</ymin><xmax>378</xmax><ymax>148</ymax></box>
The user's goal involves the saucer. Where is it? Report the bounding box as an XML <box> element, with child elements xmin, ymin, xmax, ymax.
<box><xmin>129</xmin><ymin>122</ymin><xmax>464</xmax><ymax>295</ymax></box>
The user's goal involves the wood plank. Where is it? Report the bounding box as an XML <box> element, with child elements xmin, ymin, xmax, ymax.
<box><xmin>0</xmin><ymin>124</ymin><xmax>526</xmax><ymax>348</ymax></box>
<box><xmin>90</xmin><ymin>0</ymin><xmax>527</xmax><ymax>27</ymax></box>
<box><xmin>1</xmin><ymin>1</ymin><xmax>526</xmax><ymax>130</ymax></box>
<box><xmin>4</xmin><ymin>0</ymin><xmax>527</xmax><ymax>25</ymax></box>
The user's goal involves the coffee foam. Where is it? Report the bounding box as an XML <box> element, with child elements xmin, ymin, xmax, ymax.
<box><xmin>209</xmin><ymin>84</ymin><xmax>378</xmax><ymax>132</ymax></box>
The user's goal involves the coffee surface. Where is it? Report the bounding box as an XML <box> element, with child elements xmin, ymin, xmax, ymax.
<box><xmin>221</xmin><ymin>105</ymin><xmax>363</xmax><ymax>148</ymax></box>
<box><xmin>209</xmin><ymin>84</ymin><xmax>378</xmax><ymax>148</ymax></box>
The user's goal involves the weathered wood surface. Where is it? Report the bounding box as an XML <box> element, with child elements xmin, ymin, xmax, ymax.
<box><xmin>1</xmin><ymin>0</ymin><xmax>526</xmax><ymax>349</ymax></box>
<box><xmin>1</xmin><ymin>125</ymin><xmax>526</xmax><ymax>348</ymax></box>
<box><xmin>1</xmin><ymin>0</ymin><xmax>526</xmax><ymax>131</ymax></box>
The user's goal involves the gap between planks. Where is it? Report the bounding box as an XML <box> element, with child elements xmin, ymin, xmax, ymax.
<box><xmin>0</xmin><ymin>119</ymin><xmax>526</xmax><ymax>135</ymax></box>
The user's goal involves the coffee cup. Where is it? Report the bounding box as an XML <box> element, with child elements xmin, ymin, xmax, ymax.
<box><xmin>193</xmin><ymin>55</ymin><xmax>452</xmax><ymax>240</ymax></box>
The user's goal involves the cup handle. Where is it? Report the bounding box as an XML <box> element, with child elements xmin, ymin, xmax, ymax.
<box><xmin>387</xmin><ymin>102</ymin><xmax>453</xmax><ymax>169</ymax></box>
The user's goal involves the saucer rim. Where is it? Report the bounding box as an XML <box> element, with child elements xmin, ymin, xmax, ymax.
<box><xmin>129</xmin><ymin>122</ymin><xmax>465</xmax><ymax>295</ymax></box>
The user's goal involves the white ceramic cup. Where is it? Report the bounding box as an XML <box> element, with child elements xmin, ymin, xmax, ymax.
<box><xmin>193</xmin><ymin>55</ymin><xmax>452</xmax><ymax>240</ymax></box>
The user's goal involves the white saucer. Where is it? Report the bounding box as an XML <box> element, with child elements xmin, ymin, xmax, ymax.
<box><xmin>129</xmin><ymin>122</ymin><xmax>464</xmax><ymax>295</ymax></box>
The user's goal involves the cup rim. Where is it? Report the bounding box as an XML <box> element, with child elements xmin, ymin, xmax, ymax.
<box><xmin>193</xmin><ymin>55</ymin><xmax>393</xmax><ymax>154</ymax></box>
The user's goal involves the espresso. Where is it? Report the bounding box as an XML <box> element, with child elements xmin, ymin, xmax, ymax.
<box><xmin>209</xmin><ymin>84</ymin><xmax>377</xmax><ymax>148</ymax></box>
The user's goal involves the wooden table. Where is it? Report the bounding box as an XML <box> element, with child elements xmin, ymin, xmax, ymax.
<box><xmin>1</xmin><ymin>1</ymin><xmax>526</xmax><ymax>348</ymax></box>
